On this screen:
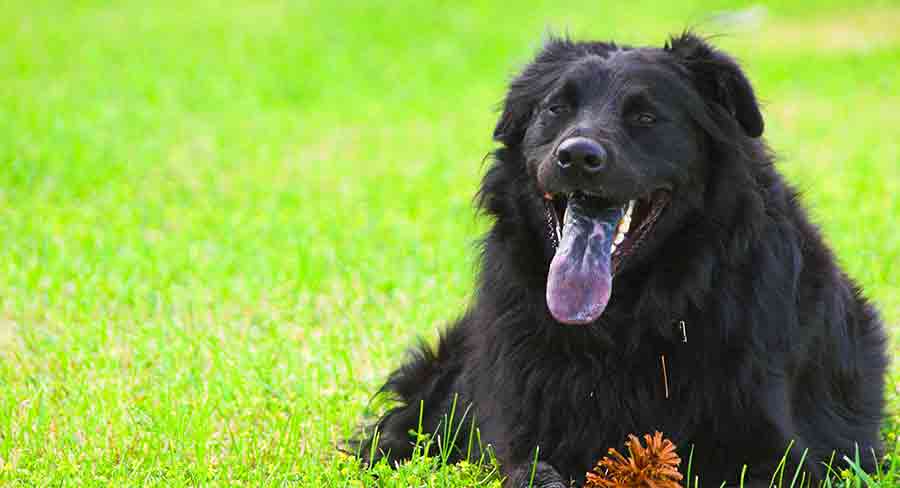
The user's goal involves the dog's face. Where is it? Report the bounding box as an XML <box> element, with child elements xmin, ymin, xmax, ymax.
<box><xmin>492</xmin><ymin>34</ymin><xmax>763</xmax><ymax>325</ymax></box>
<box><xmin>524</xmin><ymin>50</ymin><xmax>702</xmax><ymax>202</ymax></box>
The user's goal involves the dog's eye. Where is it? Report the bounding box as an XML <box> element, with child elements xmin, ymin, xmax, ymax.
<box><xmin>630</xmin><ymin>112</ymin><xmax>657</xmax><ymax>126</ymax></box>
<box><xmin>545</xmin><ymin>104</ymin><xmax>570</xmax><ymax>116</ymax></box>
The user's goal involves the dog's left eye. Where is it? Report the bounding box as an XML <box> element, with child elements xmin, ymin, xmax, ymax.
<box><xmin>630</xmin><ymin>112</ymin><xmax>657</xmax><ymax>126</ymax></box>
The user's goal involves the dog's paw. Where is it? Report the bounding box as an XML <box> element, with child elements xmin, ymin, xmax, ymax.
<box><xmin>506</xmin><ymin>461</ymin><xmax>568</xmax><ymax>488</ymax></box>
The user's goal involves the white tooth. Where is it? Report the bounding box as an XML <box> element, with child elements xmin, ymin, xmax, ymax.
<box><xmin>610</xmin><ymin>201</ymin><xmax>636</xmax><ymax>252</ymax></box>
<box><xmin>618</xmin><ymin>214</ymin><xmax>631</xmax><ymax>236</ymax></box>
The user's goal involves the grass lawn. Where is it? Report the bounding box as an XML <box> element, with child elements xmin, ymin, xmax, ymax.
<box><xmin>1</xmin><ymin>0</ymin><xmax>898</xmax><ymax>485</ymax></box>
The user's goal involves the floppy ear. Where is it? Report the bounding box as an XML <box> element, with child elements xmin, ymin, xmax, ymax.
<box><xmin>492</xmin><ymin>92</ymin><xmax>533</xmax><ymax>145</ymax></box>
<box><xmin>666</xmin><ymin>32</ymin><xmax>764</xmax><ymax>137</ymax></box>
<box><xmin>494</xmin><ymin>37</ymin><xmax>580</xmax><ymax>146</ymax></box>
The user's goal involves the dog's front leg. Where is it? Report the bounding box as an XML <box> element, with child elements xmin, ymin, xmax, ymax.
<box><xmin>505</xmin><ymin>461</ymin><xmax>568</xmax><ymax>488</ymax></box>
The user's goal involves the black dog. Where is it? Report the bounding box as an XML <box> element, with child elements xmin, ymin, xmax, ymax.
<box><xmin>356</xmin><ymin>33</ymin><xmax>887</xmax><ymax>487</ymax></box>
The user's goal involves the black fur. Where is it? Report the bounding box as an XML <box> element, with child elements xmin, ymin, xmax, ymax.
<box><xmin>355</xmin><ymin>33</ymin><xmax>887</xmax><ymax>487</ymax></box>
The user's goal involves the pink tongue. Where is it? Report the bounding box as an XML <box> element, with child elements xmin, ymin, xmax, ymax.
<box><xmin>546</xmin><ymin>198</ymin><xmax>623</xmax><ymax>325</ymax></box>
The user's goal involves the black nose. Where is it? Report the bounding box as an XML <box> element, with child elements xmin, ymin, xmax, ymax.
<box><xmin>556</xmin><ymin>137</ymin><xmax>607</xmax><ymax>173</ymax></box>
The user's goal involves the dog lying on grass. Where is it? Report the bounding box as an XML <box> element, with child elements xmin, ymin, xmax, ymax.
<box><xmin>356</xmin><ymin>33</ymin><xmax>887</xmax><ymax>487</ymax></box>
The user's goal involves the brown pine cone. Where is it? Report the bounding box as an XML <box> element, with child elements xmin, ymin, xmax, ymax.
<box><xmin>584</xmin><ymin>431</ymin><xmax>683</xmax><ymax>488</ymax></box>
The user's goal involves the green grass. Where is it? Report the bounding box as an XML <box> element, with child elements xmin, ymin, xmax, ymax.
<box><xmin>1</xmin><ymin>0</ymin><xmax>898</xmax><ymax>485</ymax></box>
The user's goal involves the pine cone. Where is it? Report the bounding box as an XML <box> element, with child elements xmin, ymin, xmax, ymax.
<box><xmin>584</xmin><ymin>431</ymin><xmax>683</xmax><ymax>488</ymax></box>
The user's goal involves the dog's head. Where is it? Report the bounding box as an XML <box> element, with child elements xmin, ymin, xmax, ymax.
<box><xmin>487</xmin><ymin>33</ymin><xmax>764</xmax><ymax>325</ymax></box>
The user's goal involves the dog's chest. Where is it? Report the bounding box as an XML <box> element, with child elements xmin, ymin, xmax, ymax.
<box><xmin>521</xmin><ymin>335</ymin><xmax>747</xmax><ymax>449</ymax></box>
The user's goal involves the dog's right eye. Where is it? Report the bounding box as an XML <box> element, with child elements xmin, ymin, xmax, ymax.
<box><xmin>545</xmin><ymin>104</ymin><xmax>570</xmax><ymax>116</ymax></box>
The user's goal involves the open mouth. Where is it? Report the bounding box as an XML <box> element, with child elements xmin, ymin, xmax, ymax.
<box><xmin>542</xmin><ymin>189</ymin><xmax>670</xmax><ymax>325</ymax></box>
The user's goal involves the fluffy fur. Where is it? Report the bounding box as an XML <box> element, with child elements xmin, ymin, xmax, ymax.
<box><xmin>354</xmin><ymin>33</ymin><xmax>887</xmax><ymax>487</ymax></box>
